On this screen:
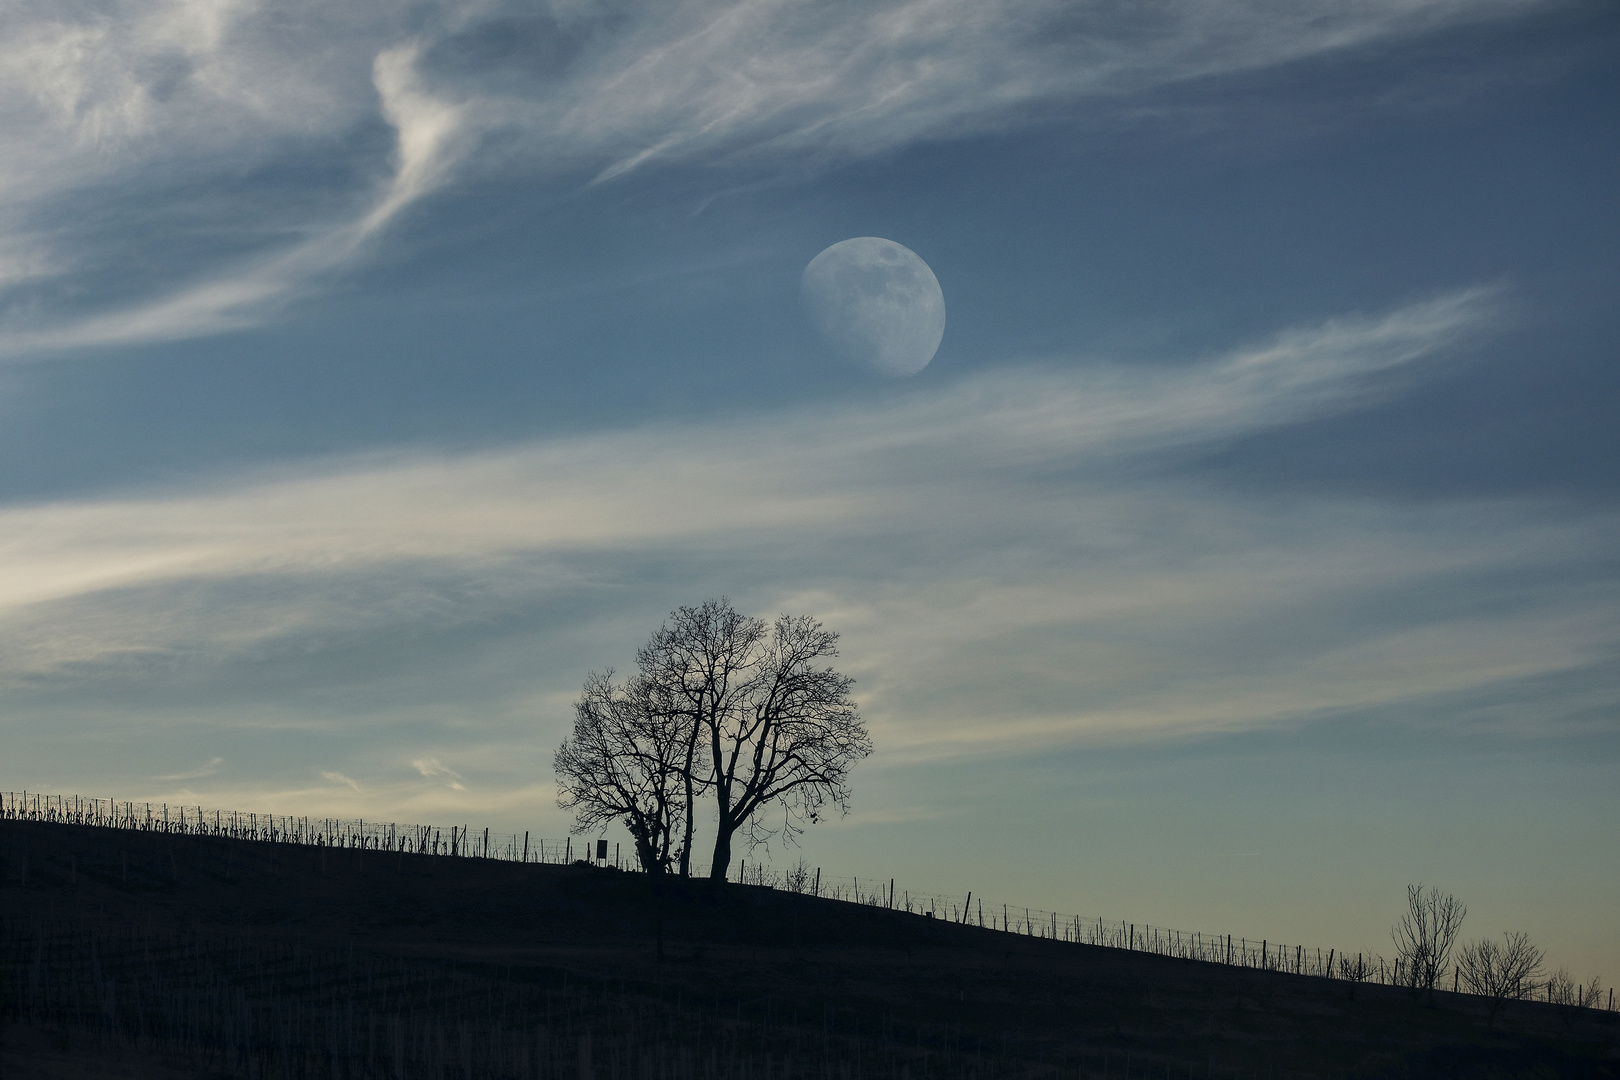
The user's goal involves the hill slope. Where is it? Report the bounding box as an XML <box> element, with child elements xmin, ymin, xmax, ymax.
<box><xmin>1</xmin><ymin>819</ymin><xmax>1615</xmax><ymax>1079</ymax></box>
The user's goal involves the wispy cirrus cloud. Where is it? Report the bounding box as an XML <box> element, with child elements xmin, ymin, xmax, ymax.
<box><xmin>320</xmin><ymin>770</ymin><xmax>362</xmax><ymax>792</ymax></box>
<box><xmin>154</xmin><ymin>756</ymin><xmax>223</xmax><ymax>781</ymax></box>
<box><xmin>6</xmin><ymin>287</ymin><xmax>1614</xmax><ymax>769</ymax></box>
<box><xmin>546</xmin><ymin>0</ymin><xmax>1547</xmax><ymax>182</ymax></box>
<box><xmin>413</xmin><ymin>758</ymin><xmax>466</xmax><ymax>791</ymax></box>
<box><xmin>0</xmin><ymin>41</ymin><xmax>463</xmax><ymax>356</ymax></box>
<box><xmin>0</xmin><ymin>0</ymin><xmax>1549</xmax><ymax>356</ymax></box>
<box><xmin>0</xmin><ymin>286</ymin><xmax>1497</xmax><ymax>617</ymax></box>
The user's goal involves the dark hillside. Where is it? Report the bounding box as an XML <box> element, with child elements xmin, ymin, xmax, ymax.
<box><xmin>2</xmin><ymin>819</ymin><xmax>1615</xmax><ymax>1079</ymax></box>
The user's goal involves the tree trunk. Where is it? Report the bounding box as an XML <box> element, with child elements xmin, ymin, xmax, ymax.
<box><xmin>635</xmin><ymin>836</ymin><xmax>665</xmax><ymax>875</ymax></box>
<box><xmin>679</xmin><ymin>730</ymin><xmax>698</xmax><ymax>878</ymax></box>
<box><xmin>708</xmin><ymin>823</ymin><xmax>735</xmax><ymax>882</ymax></box>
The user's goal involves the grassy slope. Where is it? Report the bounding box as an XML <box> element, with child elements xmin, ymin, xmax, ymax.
<box><xmin>0</xmin><ymin>819</ymin><xmax>1615</xmax><ymax>1079</ymax></box>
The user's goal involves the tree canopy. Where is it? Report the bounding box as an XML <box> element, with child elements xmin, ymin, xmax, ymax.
<box><xmin>554</xmin><ymin>598</ymin><xmax>871</xmax><ymax>879</ymax></box>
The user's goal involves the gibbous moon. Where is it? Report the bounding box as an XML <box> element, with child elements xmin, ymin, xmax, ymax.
<box><xmin>800</xmin><ymin>237</ymin><xmax>945</xmax><ymax>377</ymax></box>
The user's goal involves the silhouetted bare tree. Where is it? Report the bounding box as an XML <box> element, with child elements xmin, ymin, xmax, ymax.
<box><xmin>554</xmin><ymin>670</ymin><xmax>695</xmax><ymax>874</ymax></box>
<box><xmin>702</xmin><ymin>612</ymin><xmax>870</xmax><ymax>880</ymax></box>
<box><xmin>566</xmin><ymin>599</ymin><xmax>871</xmax><ymax>881</ymax></box>
<box><xmin>1458</xmin><ymin>931</ymin><xmax>1543</xmax><ymax>1025</ymax></box>
<box><xmin>1392</xmin><ymin>884</ymin><xmax>1467</xmax><ymax>1002</ymax></box>
<box><xmin>636</xmin><ymin>599</ymin><xmax>763</xmax><ymax>878</ymax></box>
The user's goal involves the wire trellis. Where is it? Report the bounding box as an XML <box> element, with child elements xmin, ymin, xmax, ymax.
<box><xmin>4</xmin><ymin>789</ymin><xmax>1614</xmax><ymax>1014</ymax></box>
<box><xmin>0</xmin><ymin>790</ymin><xmax>578</xmax><ymax>865</ymax></box>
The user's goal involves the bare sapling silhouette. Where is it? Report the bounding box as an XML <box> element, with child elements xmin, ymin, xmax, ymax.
<box><xmin>1458</xmin><ymin>930</ymin><xmax>1543</xmax><ymax>1025</ymax></box>
<box><xmin>1391</xmin><ymin>883</ymin><xmax>1467</xmax><ymax>1004</ymax></box>
<box><xmin>1337</xmin><ymin>951</ymin><xmax>1375</xmax><ymax>998</ymax></box>
<box><xmin>1547</xmin><ymin>967</ymin><xmax>1606</xmax><ymax>1013</ymax></box>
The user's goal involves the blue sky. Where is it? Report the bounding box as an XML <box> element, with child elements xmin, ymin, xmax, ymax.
<box><xmin>2</xmin><ymin>0</ymin><xmax>1616</xmax><ymax>978</ymax></box>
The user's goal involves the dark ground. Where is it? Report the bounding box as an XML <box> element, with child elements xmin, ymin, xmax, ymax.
<box><xmin>0</xmin><ymin>819</ymin><xmax>1615</xmax><ymax>1079</ymax></box>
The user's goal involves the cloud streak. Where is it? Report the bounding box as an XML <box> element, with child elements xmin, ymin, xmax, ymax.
<box><xmin>4</xmin><ymin>288</ymin><xmax>1613</xmax><ymax>770</ymax></box>
<box><xmin>0</xmin><ymin>288</ymin><xmax>1496</xmax><ymax>612</ymax></box>
<box><xmin>154</xmin><ymin>757</ymin><xmax>224</xmax><ymax>781</ymax></box>
<box><xmin>413</xmin><ymin>758</ymin><xmax>466</xmax><ymax>791</ymax></box>
<box><xmin>0</xmin><ymin>0</ymin><xmax>1548</xmax><ymax>355</ymax></box>
<box><xmin>321</xmin><ymin>770</ymin><xmax>363</xmax><ymax>792</ymax></box>
<box><xmin>0</xmin><ymin>41</ymin><xmax>463</xmax><ymax>356</ymax></box>
<box><xmin>555</xmin><ymin>0</ymin><xmax>1544</xmax><ymax>182</ymax></box>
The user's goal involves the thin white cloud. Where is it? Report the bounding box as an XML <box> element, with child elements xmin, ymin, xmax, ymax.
<box><xmin>0</xmin><ymin>0</ymin><xmax>1547</xmax><ymax>355</ymax></box>
<box><xmin>826</xmin><ymin>803</ymin><xmax>946</xmax><ymax>827</ymax></box>
<box><xmin>0</xmin><ymin>0</ymin><xmax>388</xmax><ymax>202</ymax></box>
<box><xmin>5</xmin><ymin>288</ymin><xmax>1614</xmax><ymax>764</ymax></box>
<box><xmin>0</xmin><ymin>42</ymin><xmax>463</xmax><ymax>356</ymax></box>
<box><xmin>555</xmin><ymin>0</ymin><xmax>1544</xmax><ymax>182</ymax></box>
<box><xmin>120</xmin><ymin>778</ymin><xmax>562</xmax><ymax>837</ymax></box>
<box><xmin>413</xmin><ymin>757</ymin><xmax>466</xmax><ymax>790</ymax></box>
<box><xmin>154</xmin><ymin>756</ymin><xmax>224</xmax><ymax>781</ymax></box>
<box><xmin>836</xmin><ymin>537</ymin><xmax>1620</xmax><ymax>762</ymax></box>
<box><xmin>320</xmin><ymin>770</ymin><xmax>362</xmax><ymax>791</ymax></box>
<box><xmin>0</xmin><ymin>235</ymin><xmax>59</xmax><ymax>291</ymax></box>
<box><xmin>0</xmin><ymin>288</ymin><xmax>1494</xmax><ymax>617</ymax></box>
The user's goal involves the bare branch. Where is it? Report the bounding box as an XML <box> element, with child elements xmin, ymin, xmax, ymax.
<box><xmin>1391</xmin><ymin>883</ymin><xmax>1467</xmax><ymax>1001</ymax></box>
<box><xmin>1458</xmin><ymin>931</ymin><xmax>1543</xmax><ymax>1024</ymax></box>
<box><xmin>567</xmin><ymin>599</ymin><xmax>873</xmax><ymax>882</ymax></box>
<box><xmin>553</xmin><ymin>669</ymin><xmax>698</xmax><ymax>874</ymax></box>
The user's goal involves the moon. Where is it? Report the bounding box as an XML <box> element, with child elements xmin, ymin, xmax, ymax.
<box><xmin>800</xmin><ymin>237</ymin><xmax>945</xmax><ymax>377</ymax></box>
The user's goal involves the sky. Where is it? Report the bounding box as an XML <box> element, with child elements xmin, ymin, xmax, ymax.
<box><xmin>2</xmin><ymin>0</ymin><xmax>1617</xmax><ymax>981</ymax></box>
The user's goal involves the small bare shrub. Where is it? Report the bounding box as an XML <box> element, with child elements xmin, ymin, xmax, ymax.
<box><xmin>1337</xmin><ymin>952</ymin><xmax>1374</xmax><ymax>999</ymax></box>
<box><xmin>1458</xmin><ymin>932</ymin><xmax>1542</xmax><ymax>1024</ymax></box>
<box><xmin>1546</xmin><ymin>968</ymin><xmax>1604</xmax><ymax>1010</ymax></box>
<box><xmin>1392</xmin><ymin>884</ymin><xmax>1466</xmax><ymax>1001</ymax></box>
